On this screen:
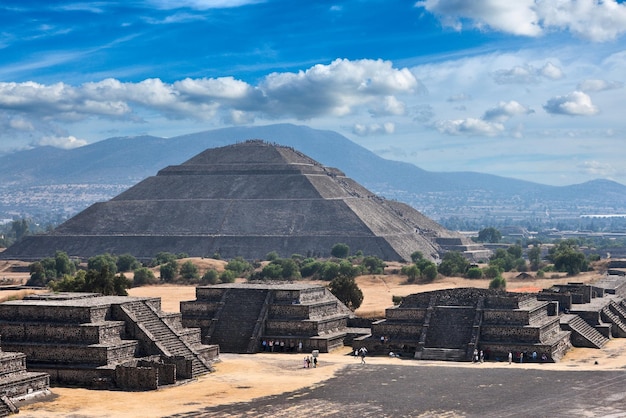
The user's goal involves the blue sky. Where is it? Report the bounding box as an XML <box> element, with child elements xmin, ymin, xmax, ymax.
<box><xmin>1</xmin><ymin>1</ymin><xmax>625</xmax><ymax>186</ymax></box>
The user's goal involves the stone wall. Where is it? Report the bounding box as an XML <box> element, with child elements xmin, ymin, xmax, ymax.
<box><xmin>115</xmin><ymin>365</ymin><xmax>158</xmax><ymax>391</ymax></box>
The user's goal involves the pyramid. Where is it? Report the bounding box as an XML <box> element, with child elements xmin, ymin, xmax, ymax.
<box><xmin>2</xmin><ymin>140</ymin><xmax>481</xmax><ymax>261</ymax></box>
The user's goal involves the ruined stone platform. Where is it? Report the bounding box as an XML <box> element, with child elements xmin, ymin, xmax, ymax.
<box><xmin>0</xmin><ymin>293</ymin><xmax>219</xmax><ymax>390</ymax></box>
<box><xmin>180</xmin><ymin>283</ymin><xmax>368</xmax><ymax>354</ymax></box>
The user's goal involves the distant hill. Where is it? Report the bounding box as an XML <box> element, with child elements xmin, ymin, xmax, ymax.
<box><xmin>1</xmin><ymin>124</ymin><xmax>625</xmax><ymax>226</ymax></box>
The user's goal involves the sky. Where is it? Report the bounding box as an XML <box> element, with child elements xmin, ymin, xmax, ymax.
<box><xmin>1</xmin><ymin>0</ymin><xmax>625</xmax><ymax>186</ymax></box>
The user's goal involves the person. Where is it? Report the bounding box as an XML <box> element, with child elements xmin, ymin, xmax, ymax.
<box><xmin>262</xmin><ymin>340</ymin><xmax>267</xmax><ymax>352</ymax></box>
<box><xmin>298</xmin><ymin>341</ymin><xmax>302</xmax><ymax>353</ymax></box>
<box><xmin>313</xmin><ymin>356</ymin><xmax>318</xmax><ymax>368</ymax></box>
<box><xmin>519</xmin><ymin>352</ymin><xmax>524</xmax><ymax>363</ymax></box>
<box><xmin>479</xmin><ymin>350</ymin><xmax>484</xmax><ymax>363</ymax></box>
<box><xmin>360</xmin><ymin>347</ymin><xmax>367</xmax><ymax>364</ymax></box>
<box><xmin>473</xmin><ymin>348</ymin><xmax>478</xmax><ymax>363</ymax></box>
<box><xmin>305</xmin><ymin>356</ymin><xmax>311</xmax><ymax>368</ymax></box>
<box><xmin>508</xmin><ymin>352</ymin><xmax>512</xmax><ymax>364</ymax></box>
<box><xmin>303</xmin><ymin>357</ymin><xmax>307</xmax><ymax>368</ymax></box>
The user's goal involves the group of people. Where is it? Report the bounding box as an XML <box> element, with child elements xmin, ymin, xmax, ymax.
<box><xmin>261</xmin><ymin>339</ymin><xmax>303</xmax><ymax>353</ymax></box>
<box><xmin>303</xmin><ymin>355</ymin><xmax>318</xmax><ymax>368</ymax></box>
<box><xmin>508</xmin><ymin>350</ymin><xmax>549</xmax><ymax>364</ymax></box>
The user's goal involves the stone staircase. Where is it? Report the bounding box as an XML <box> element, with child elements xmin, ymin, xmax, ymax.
<box><xmin>424</xmin><ymin>306</ymin><xmax>475</xmax><ymax>349</ymax></box>
<box><xmin>420</xmin><ymin>348</ymin><xmax>466</xmax><ymax>361</ymax></box>
<box><xmin>601</xmin><ymin>306</ymin><xmax>626</xmax><ymax>338</ymax></box>
<box><xmin>122</xmin><ymin>301</ymin><xmax>213</xmax><ymax>377</ymax></box>
<box><xmin>610</xmin><ymin>300</ymin><xmax>626</xmax><ymax>320</ymax></box>
<box><xmin>209</xmin><ymin>289</ymin><xmax>269</xmax><ymax>353</ymax></box>
<box><xmin>562</xmin><ymin>314</ymin><xmax>609</xmax><ymax>348</ymax></box>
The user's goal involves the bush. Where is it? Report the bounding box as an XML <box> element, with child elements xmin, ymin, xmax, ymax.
<box><xmin>160</xmin><ymin>261</ymin><xmax>178</xmax><ymax>282</ymax></box>
<box><xmin>201</xmin><ymin>269</ymin><xmax>219</xmax><ymax>284</ymax></box>
<box><xmin>392</xmin><ymin>295</ymin><xmax>403</xmax><ymax>305</ymax></box>
<box><xmin>117</xmin><ymin>254</ymin><xmax>140</xmax><ymax>272</ymax></box>
<box><xmin>331</xmin><ymin>243</ymin><xmax>350</xmax><ymax>259</ymax></box>
<box><xmin>220</xmin><ymin>270</ymin><xmax>236</xmax><ymax>283</ymax></box>
<box><xmin>133</xmin><ymin>267</ymin><xmax>158</xmax><ymax>286</ymax></box>
<box><xmin>489</xmin><ymin>276</ymin><xmax>506</xmax><ymax>290</ymax></box>
<box><xmin>180</xmin><ymin>260</ymin><xmax>200</xmax><ymax>281</ymax></box>
<box><xmin>466</xmin><ymin>267</ymin><xmax>483</xmax><ymax>279</ymax></box>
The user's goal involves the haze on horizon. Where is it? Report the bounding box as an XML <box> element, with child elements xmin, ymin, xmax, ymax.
<box><xmin>0</xmin><ymin>0</ymin><xmax>625</xmax><ymax>186</ymax></box>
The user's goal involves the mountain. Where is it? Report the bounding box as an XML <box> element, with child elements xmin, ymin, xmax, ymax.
<box><xmin>1</xmin><ymin>124</ymin><xmax>625</xmax><ymax>226</ymax></box>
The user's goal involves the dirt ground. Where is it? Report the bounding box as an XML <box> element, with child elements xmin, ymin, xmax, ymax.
<box><xmin>0</xmin><ymin>259</ymin><xmax>618</xmax><ymax>417</ymax></box>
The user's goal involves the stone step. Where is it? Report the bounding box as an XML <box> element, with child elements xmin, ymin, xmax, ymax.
<box><xmin>567</xmin><ymin>316</ymin><xmax>609</xmax><ymax>348</ymax></box>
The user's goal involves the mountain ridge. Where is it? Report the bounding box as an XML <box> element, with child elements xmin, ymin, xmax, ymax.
<box><xmin>1</xmin><ymin>124</ymin><xmax>625</xmax><ymax>224</ymax></box>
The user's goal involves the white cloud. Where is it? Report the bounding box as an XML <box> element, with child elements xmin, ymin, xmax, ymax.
<box><xmin>147</xmin><ymin>0</ymin><xmax>264</xmax><ymax>10</ymax></box>
<box><xmin>352</xmin><ymin>122</ymin><xmax>395</xmax><ymax>136</ymax></box>
<box><xmin>577</xmin><ymin>79</ymin><xmax>623</xmax><ymax>92</ymax></box>
<box><xmin>483</xmin><ymin>101</ymin><xmax>533</xmax><ymax>122</ymax></box>
<box><xmin>8</xmin><ymin>118</ymin><xmax>34</xmax><ymax>131</ymax></box>
<box><xmin>543</xmin><ymin>91</ymin><xmax>599</xmax><ymax>115</ymax></box>
<box><xmin>447</xmin><ymin>93</ymin><xmax>471</xmax><ymax>102</ymax></box>
<box><xmin>416</xmin><ymin>0</ymin><xmax>541</xmax><ymax>36</ymax></box>
<box><xmin>0</xmin><ymin>59</ymin><xmax>418</xmax><ymax>148</ymax></box>
<box><xmin>37</xmin><ymin>135</ymin><xmax>87</xmax><ymax>149</ymax></box>
<box><xmin>492</xmin><ymin>62</ymin><xmax>564</xmax><ymax>84</ymax></box>
<box><xmin>434</xmin><ymin>118</ymin><xmax>504</xmax><ymax>136</ymax></box>
<box><xmin>579</xmin><ymin>160</ymin><xmax>617</xmax><ymax>177</ymax></box>
<box><xmin>417</xmin><ymin>0</ymin><xmax>626</xmax><ymax>42</ymax></box>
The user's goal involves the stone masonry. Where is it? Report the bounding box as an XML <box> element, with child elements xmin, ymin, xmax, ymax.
<box><xmin>180</xmin><ymin>283</ymin><xmax>368</xmax><ymax>353</ymax></box>
<box><xmin>0</xmin><ymin>293</ymin><xmax>219</xmax><ymax>390</ymax></box>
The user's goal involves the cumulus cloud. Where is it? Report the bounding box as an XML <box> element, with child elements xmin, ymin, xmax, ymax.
<box><xmin>416</xmin><ymin>0</ymin><xmax>626</xmax><ymax>42</ymax></box>
<box><xmin>543</xmin><ymin>91</ymin><xmax>599</xmax><ymax>115</ymax></box>
<box><xmin>577</xmin><ymin>79</ymin><xmax>623</xmax><ymax>92</ymax></box>
<box><xmin>352</xmin><ymin>122</ymin><xmax>395</xmax><ymax>136</ymax></box>
<box><xmin>492</xmin><ymin>62</ymin><xmax>564</xmax><ymax>84</ymax></box>
<box><xmin>0</xmin><ymin>59</ymin><xmax>418</xmax><ymax>148</ymax></box>
<box><xmin>434</xmin><ymin>118</ymin><xmax>504</xmax><ymax>136</ymax></box>
<box><xmin>483</xmin><ymin>101</ymin><xmax>533</xmax><ymax>122</ymax></box>
<box><xmin>36</xmin><ymin>135</ymin><xmax>88</xmax><ymax>149</ymax></box>
<box><xmin>579</xmin><ymin>160</ymin><xmax>617</xmax><ymax>177</ymax></box>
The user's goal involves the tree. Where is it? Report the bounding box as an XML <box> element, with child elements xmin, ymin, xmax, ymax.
<box><xmin>528</xmin><ymin>246</ymin><xmax>542</xmax><ymax>271</ymax></box>
<box><xmin>466</xmin><ymin>267</ymin><xmax>483</xmax><ymax>279</ymax></box>
<box><xmin>201</xmin><ymin>269</ymin><xmax>219</xmax><ymax>284</ymax></box>
<box><xmin>11</xmin><ymin>219</ymin><xmax>29</xmax><ymax>242</ymax></box>
<box><xmin>219</xmin><ymin>270</ymin><xmax>236</xmax><ymax>283</ymax></box>
<box><xmin>362</xmin><ymin>256</ymin><xmax>386</xmax><ymax>274</ymax></box>
<box><xmin>410</xmin><ymin>251</ymin><xmax>424</xmax><ymax>263</ymax></box>
<box><xmin>159</xmin><ymin>260</ymin><xmax>178</xmax><ymax>282</ymax></box>
<box><xmin>88</xmin><ymin>253</ymin><xmax>117</xmax><ymax>275</ymax></box>
<box><xmin>180</xmin><ymin>260</ymin><xmax>200</xmax><ymax>280</ymax></box>
<box><xmin>422</xmin><ymin>264</ymin><xmax>438</xmax><ymax>281</ymax></box>
<box><xmin>154</xmin><ymin>252</ymin><xmax>177</xmax><ymax>265</ymax></box>
<box><xmin>438</xmin><ymin>251</ymin><xmax>469</xmax><ymax>277</ymax></box>
<box><xmin>117</xmin><ymin>254</ymin><xmax>140</xmax><ymax>272</ymax></box>
<box><xmin>476</xmin><ymin>227</ymin><xmax>501</xmax><ymax>243</ymax></box>
<box><xmin>401</xmin><ymin>264</ymin><xmax>420</xmax><ymax>282</ymax></box>
<box><xmin>331</xmin><ymin>243</ymin><xmax>350</xmax><ymax>259</ymax></box>
<box><xmin>133</xmin><ymin>267</ymin><xmax>158</xmax><ymax>286</ymax></box>
<box><xmin>225</xmin><ymin>257</ymin><xmax>253</xmax><ymax>277</ymax></box>
<box><xmin>328</xmin><ymin>276</ymin><xmax>363</xmax><ymax>310</ymax></box>
<box><xmin>55</xmin><ymin>251</ymin><xmax>76</xmax><ymax>277</ymax></box>
<box><xmin>266</xmin><ymin>251</ymin><xmax>279</xmax><ymax>261</ymax></box>
<box><xmin>548</xmin><ymin>240</ymin><xmax>589</xmax><ymax>276</ymax></box>
<box><xmin>489</xmin><ymin>275</ymin><xmax>506</xmax><ymax>290</ymax></box>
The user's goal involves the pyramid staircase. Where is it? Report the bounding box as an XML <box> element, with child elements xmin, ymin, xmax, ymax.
<box><xmin>208</xmin><ymin>289</ymin><xmax>269</xmax><ymax>353</ymax></box>
<box><xmin>120</xmin><ymin>300</ymin><xmax>214</xmax><ymax>377</ymax></box>
<box><xmin>421</xmin><ymin>306</ymin><xmax>475</xmax><ymax>361</ymax></box>
<box><xmin>601</xmin><ymin>305</ymin><xmax>626</xmax><ymax>338</ymax></box>
<box><xmin>561</xmin><ymin>314</ymin><xmax>609</xmax><ymax>348</ymax></box>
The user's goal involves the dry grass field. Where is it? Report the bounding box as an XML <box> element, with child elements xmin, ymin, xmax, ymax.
<box><xmin>0</xmin><ymin>257</ymin><xmax>617</xmax><ymax>417</ymax></box>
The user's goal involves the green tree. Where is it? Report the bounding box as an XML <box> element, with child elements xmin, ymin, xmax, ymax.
<box><xmin>362</xmin><ymin>256</ymin><xmax>386</xmax><ymax>274</ymax></box>
<box><xmin>438</xmin><ymin>252</ymin><xmax>469</xmax><ymax>277</ymax></box>
<box><xmin>154</xmin><ymin>252</ymin><xmax>177</xmax><ymax>265</ymax></box>
<box><xmin>476</xmin><ymin>227</ymin><xmax>501</xmax><ymax>243</ymax></box>
<box><xmin>201</xmin><ymin>269</ymin><xmax>219</xmax><ymax>284</ymax></box>
<box><xmin>331</xmin><ymin>243</ymin><xmax>350</xmax><ymax>259</ymax></box>
<box><xmin>180</xmin><ymin>260</ymin><xmax>200</xmax><ymax>280</ymax></box>
<box><xmin>401</xmin><ymin>264</ymin><xmax>420</xmax><ymax>282</ymax></box>
<box><xmin>219</xmin><ymin>270</ymin><xmax>236</xmax><ymax>283</ymax></box>
<box><xmin>548</xmin><ymin>240</ymin><xmax>589</xmax><ymax>276</ymax></box>
<box><xmin>159</xmin><ymin>260</ymin><xmax>178</xmax><ymax>282</ymax></box>
<box><xmin>266</xmin><ymin>251</ymin><xmax>279</xmax><ymax>261</ymax></box>
<box><xmin>11</xmin><ymin>219</ymin><xmax>29</xmax><ymax>242</ymax></box>
<box><xmin>133</xmin><ymin>267</ymin><xmax>158</xmax><ymax>286</ymax></box>
<box><xmin>422</xmin><ymin>264</ymin><xmax>438</xmax><ymax>281</ymax></box>
<box><xmin>88</xmin><ymin>253</ymin><xmax>117</xmax><ymax>275</ymax></box>
<box><xmin>328</xmin><ymin>276</ymin><xmax>363</xmax><ymax>310</ymax></box>
<box><xmin>466</xmin><ymin>267</ymin><xmax>483</xmax><ymax>279</ymax></box>
<box><xmin>528</xmin><ymin>246</ymin><xmax>542</xmax><ymax>271</ymax></box>
<box><xmin>410</xmin><ymin>251</ymin><xmax>424</xmax><ymax>263</ymax></box>
<box><xmin>225</xmin><ymin>257</ymin><xmax>253</xmax><ymax>277</ymax></box>
<box><xmin>320</xmin><ymin>261</ymin><xmax>341</xmax><ymax>281</ymax></box>
<box><xmin>489</xmin><ymin>275</ymin><xmax>506</xmax><ymax>290</ymax></box>
<box><xmin>54</xmin><ymin>251</ymin><xmax>76</xmax><ymax>277</ymax></box>
<box><xmin>300</xmin><ymin>260</ymin><xmax>322</xmax><ymax>278</ymax></box>
<box><xmin>117</xmin><ymin>254</ymin><xmax>140</xmax><ymax>272</ymax></box>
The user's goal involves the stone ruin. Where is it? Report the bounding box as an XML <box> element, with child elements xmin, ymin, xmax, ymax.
<box><xmin>180</xmin><ymin>283</ymin><xmax>369</xmax><ymax>353</ymax></box>
<box><xmin>360</xmin><ymin>275</ymin><xmax>626</xmax><ymax>362</ymax></box>
<box><xmin>1</xmin><ymin>140</ymin><xmax>487</xmax><ymax>262</ymax></box>
<box><xmin>0</xmin><ymin>293</ymin><xmax>219</xmax><ymax>391</ymax></box>
<box><xmin>0</xmin><ymin>338</ymin><xmax>50</xmax><ymax>416</ymax></box>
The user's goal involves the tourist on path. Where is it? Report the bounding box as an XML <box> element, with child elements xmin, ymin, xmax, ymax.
<box><xmin>508</xmin><ymin>352</ymin><xmax>512</xmax><ymax>364</ymax></box>
<box><xmin>359</xmin><ymin>347</ymin><xmax>367</xmax><ymax>364</ymax></box>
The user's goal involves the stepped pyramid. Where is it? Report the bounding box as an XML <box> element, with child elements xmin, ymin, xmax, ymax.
<box><xmin>3</xmin><ymin>140</ymin><xmax>482</xmax><ymax>261</ymax></box>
